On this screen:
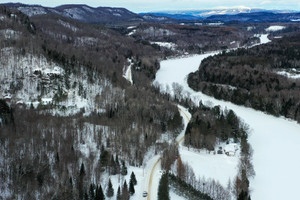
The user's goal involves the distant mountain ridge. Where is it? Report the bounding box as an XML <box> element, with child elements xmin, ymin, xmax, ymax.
<box><xmin>3</xmin><ymin>3</ymin><xmax>177</xmax><ymax>24</ymax></box>
<box><xmin>143</xmin><ymin>6</ymin><xmax>296</xmax><ymax>19</ymax></box>
<box><xmin>141</xmin><ymin>6</ymin><xmax>300</xmax><ymax>23</ymax></box>
<box><xmin>3</xmin><ymin>3</ymin><xmax>300</xmax><ymax>24</ymax></box>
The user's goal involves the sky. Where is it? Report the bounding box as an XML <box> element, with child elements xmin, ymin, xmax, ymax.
<box><xmin>1</xmin><ymin>0</ymin><xmax>300</xmax><ymax>12</ymax></box>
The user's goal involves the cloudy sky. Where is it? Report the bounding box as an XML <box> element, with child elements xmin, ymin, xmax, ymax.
<box><xmin>1</xmin><ymin>0</ymin><xmax>300</xmax><ymax>12</ymax></box>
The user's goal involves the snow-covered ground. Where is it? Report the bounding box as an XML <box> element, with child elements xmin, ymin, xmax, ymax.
<box><xmin>150</xmin><ymin>42</ymin><xmax>177</xmax><ymax>50</ymax></box>
<box><xmin>0</xmin><ymin>48</ymin><xmax>115</xmax><ymax>116</ymax></box>
<box><xmin>177</xmin><ymin>104</ymin><xmax>239</xmax><ymax>188</ymax></box>
<box><xmin>170</xmin><ymin>189</ymin><xmax>187</xmax><ymax>200</ymax></box>
<box><xmin>276</xmin><ymin>69</ymin><xmax>300</xmax><ymax>79</ymax></box>
<box><xmin>127</xmin><ymin>29</ymin><xmax>136</xmax><ymax>36</ymax></box>
<box><xmin>154</xmin><ymin>41</ymin><xmax>300</xmax><ymax>199</ymax></box>
<box><xmin>265</xmin><ymin>25</ymin><xmax>285</xmax><ymax>32</ymax></box>
<box><xmin>180</xmin><ymin>146</ymin><xmax>239</xmax><ymax>187</ymax></box>
<box><xmin>123</xmin><ymin>58</ymin><xmax>133</xmax><ymax>84</ymax></box>
<box><xmin>248</xmin><ymin>34</ymin><xmax>270</xmax><ymax>48</ymax></box>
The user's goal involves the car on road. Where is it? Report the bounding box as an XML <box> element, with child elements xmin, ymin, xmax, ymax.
<box><xmin>143</xmin><ymin>191</ymin><xmax>148</xmax><ymax>197</ymax></box>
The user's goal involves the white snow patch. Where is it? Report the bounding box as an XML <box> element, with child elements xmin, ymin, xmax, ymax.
<box><xmin>123</xmin><ymin>59</ymin><xmax>133</xmax><ymax>84</ymax></box>
<box><xmin>247</xmin><ymin>26</ymin><xmax>255</xmax><ymax>31</ymax></box>
<box><xmin>127</xmin><ymin>29</ymin><xmax>136</xmax><ymax>36</ymax></box>
<box><xmin>207</xmin><ymin>22</ymin><xmax>224</xmax><ymax>26</ymax></box>
<box><xmin>18</xmin><ymin>6</ymin><xmax>47</xmax><ymax>17</ymax></box>
<box><xmin>127</xmin><ymin>26</ymin><xmax>136</xmax><ymax>29</ymax></box>
<box><xmin>150</xmin><ymin>41</ymin><xmax>177</xmax><ymax>50</ymax></box>
<box><xmin>113</xmin><ymin>13</ymin><xmax>122</xmax><ymax>17</ymax></box>
<box><xmin>0</xmin><ymin>29</ymin><xmax>21</xmax><ymax>40</ymax></box>
<box><xmin>57</xmin><ymin>19</ymin><xmax>79</xmax><ymax>32</ymax></box>
<box><xmin>276</xmin><ymin>69</ymin><xmax>300</xmax><ymax>79</ymax></box>
<box><xmin>249</xmin><ymin>34</ymin><xmax>270</xmax><ymax>48</ymax></box>
<box><xmin>180</xmin><ymin>146</ymin><xmax>239</xmax><ymax>187</ymax></box>
<box><xmin>265</xmin><ymin>25</ymin><xmax>285</xmax><ymax>32</ymax></box>
<box><xmin>291</xmin><ymin>19</ymin><xmax>300</xmax><ymax>22</ymax></box>
<box><xmin>170</xmin><ymin>189</ymin><xmax>187</xmax><ymax>200</ymax></box>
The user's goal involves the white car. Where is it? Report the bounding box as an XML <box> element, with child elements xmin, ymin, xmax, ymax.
<box><xmin>143</xmin><ymin>191</ymin><xmax>148</xmax><ymax>197</ymax></box>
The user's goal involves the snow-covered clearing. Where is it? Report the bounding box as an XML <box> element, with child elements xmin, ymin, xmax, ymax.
<box><xmin>150</xmin><ymin>42</ymin><xmax>177</xmax><ymax>50</ymax></box>
<box><xmin>123</xmin><ymin>58</ymin><xmax>133</xmax><ymax>84</ymax></box>
<box><xmin>265</xmin><ymin>25</ymin><xmax>285</xmax><ymax>32</ymax></box>
<box><xmin>180</xmin><ymin>146</ymin><xmax>239</xmax><ymax>187</ymax></box>
<box><xmin>276</xmin><ymin>69</ymin><xmax>300</xmax><ymax>79</ymax></box>
<box><xmin>127</xmin><ymin>29</ymin><xmax>136</xmax><ymax>36</ymax></box>
<box><xmin>154</xmin><ymin>42</ymin><xmax>300</xmax><ymax>199</ymax></box>
<box><xmin>170</xmin><ymin>189</ymin><xmax>187</xmax><ymax>200</ymax></box>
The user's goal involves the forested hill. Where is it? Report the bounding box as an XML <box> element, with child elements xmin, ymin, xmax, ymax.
<box><xmin>0</xmin><ymin>5</ymin><xmax>184</xmax><ymax>199</ymax></box>
<box><xmin>188</xmin><ymin>34</ymin><xmax>300</xmax><ymax>122</ymax></box>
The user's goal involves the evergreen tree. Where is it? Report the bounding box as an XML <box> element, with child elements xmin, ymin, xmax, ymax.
<box><xmin>80</xmin><ymin>162</ymin><xmax>85</xmax><ymax>176</ymax></box>
<box><xmin>116</xmin><ymin>186</ymin><xmax>121</xmax><ymax>200</ymax></box>
<box><xmin>121</xmin><ymin>161</ymin><xmax>127</xmax><ymax>175</ymax></box>
<box><xmin>84</xmin><ymin>191</ymin><xmax>89</xmax><ymax>200</ymax></box>
<box><xmin>122</xmin><ymin>180</ymin><xmax>129</xmax><ymax>200</ymax></box>
<box><xmin>55</xmin><ymin>152</ymin><xmax>60</xmax><ymax>164</ymax></box>
<box><xmin>106</xmin><ymin>178</ymin><xmax>114</xmax><ymax>197</ymax></box>
<box><xmin>89</xmin><ymin>184</ymin><xmax>95</xmax><ymax>200</ymax></box>
<box><xmin>78</xmin><ymin>163</ymin><xmax>86</xmax><ymax>199</ymax></box>
<box><xmin>158</xmin><ymin>173</ymin><xmax>170</xmax><ymax>200</ymax></box>
<box><xmin>129</xmin><ymin>179</ymin><xmax>135</xmax><ymax>195</ymax></box>
<box><xmin>130</xmin><ymin>171</ymin><xmax>137</xmax><ymax>185</ymax></box>
<box><xmin>111</xmin><ymin>155</ymin><xmax>117</xmax><ymax>175</ymax></box>
<box><xmin>95</xmin><ymin>185</ymin><xmax>105</xmax><ymax>200</ymax></box>
<box><xmin>237</xmin><ymin>190</ymin><xmax>251</xmax><ymax>200</ymax></box>
<box><xmin>100</xmin><ymin>146</ymin><xmax>109</xmax><ymax>167</ymax></box>
<box><xmin>115</xmin><ymin>155</ymin><xmax>120</xmax><ymax>174</ymax></box>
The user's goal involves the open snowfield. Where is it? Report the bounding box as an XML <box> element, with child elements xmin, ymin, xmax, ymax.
<box><xmin>179</xmin><ymin>146</ymin><xmax>239</xmax><ymax>187</ymax></box>
<box><xmin>170</xmin><ymin>189</ymin><xmax>187</xmax><ymax>200</ymax></box>
<box><xmin>155</xmin><ymin>39</ymin><xmax>300</xmax><ymax>199</ymax></box>
<box><xmin>265</xmin><ymin>25</ymin><xmax>285</xmax><ymax>32</ymax></box>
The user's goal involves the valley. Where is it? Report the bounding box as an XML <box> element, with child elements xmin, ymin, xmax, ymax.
<box><xmin>0</xmin><ymin>2</ymin><xmax>300</xmax><ymax>200</ymax></box>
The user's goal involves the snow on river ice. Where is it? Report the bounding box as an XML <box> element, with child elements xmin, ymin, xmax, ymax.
<box><xmin>155</xmin><ymin>48</ymin><xmax>300</xmax><ymax>199</ymax></box>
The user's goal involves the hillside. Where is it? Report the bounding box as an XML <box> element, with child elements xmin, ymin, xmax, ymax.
<box><xmin>0</xmin><ymin>5</ymin><xmax>184</xmax><ymax>199</ymax></box>
<box><xmin>3</xmin><ymin>3</ymin><xmax>177</xmax><ymax>25</ymax></box>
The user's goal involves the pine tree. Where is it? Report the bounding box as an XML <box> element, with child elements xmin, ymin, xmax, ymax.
<box><xmin>106</xmin><ymin>178</ymin><xmax>114</xmax><ymax>197</ymax></box>
<box><xmin>115</xmin><ymin>155</ymin><xmax>120</xmax><ymax>174</ymax></box>
<box><xmin>84</xmin><ymin>190</ymin><xmax>89</xmax><ymax>200</ymax></box>
<box><xmin>238</xmin><ymin>190</ymin><xmax>250</xmax><ymax>200</ymax></box>
<box><xmin>55</xmin><ymin>152</ymin><xmax>60</xmax><ymax>164</ymax></box>
<box><xmin>121</xmin><ymin>161</ymin><xmax>127</xmax><ymax>175</ymax></box>
<box><xmin>116</xmin><ymin>186</ymin><xmax>121</xmax><ymax>200</ymax></box>
<box><xmin>122</xmin><ymin>180</ymin><xmax>129</xmax><ymax>200</ymax></box>
<box><xmin>129</xmin><ymin>179</ymin><xmax>135</xmax><ymax>195</ymax></box>
<box><xmin>89</xmin><ymin>184</ymin><xmax>95</xmax><ymax>200</ymax></box>
<box><xmin>130</xmin><ymin>171</ymin><xmax>137</xmax><ymax>185</ymax></box>
<box><xmin>78</xmin><ymin>163</ymin><xmax>86</xmax><ymax>199</ymax></box>
<box><xmin>80</xmin><ymin>162</ymin><xmax>85</xmax><ymax>176</ymax></box>
<box><xmin>111</xmin><ymin>155</ymin><xmax>117</xmax><ymax>175</ymax></box>
<box><xmin>158</xmin><ymin>173</ymin><xmax>170</xmax><ymax>200</ymax></box>
<box><xmin>95</xmin><ymin>185</ymin><xmax>105</xmax><ymax>200</ymax></box>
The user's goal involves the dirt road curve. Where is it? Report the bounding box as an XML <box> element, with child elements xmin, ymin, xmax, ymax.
<box><xmin>147</xmin><ymin>158</ymin><xmax>161</xmax><ymax>200</ymax></box>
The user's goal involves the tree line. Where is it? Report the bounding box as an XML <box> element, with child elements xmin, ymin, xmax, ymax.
<box><xmin>188</xmin><ymin>34</ymin><xmax>300</xmax><ymax>122</ymax></box>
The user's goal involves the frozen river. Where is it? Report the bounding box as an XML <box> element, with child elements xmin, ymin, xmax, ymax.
<box><xmin>155</xmin><ymin>48</ymin><xmax>300</xmax><ymax>199</ymax></box>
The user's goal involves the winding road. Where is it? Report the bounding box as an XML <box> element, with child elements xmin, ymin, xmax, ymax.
<box><xmin>144</xmin><ymin>105</ymin><xmax>191</xmax><ymax>200</ymax></box>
